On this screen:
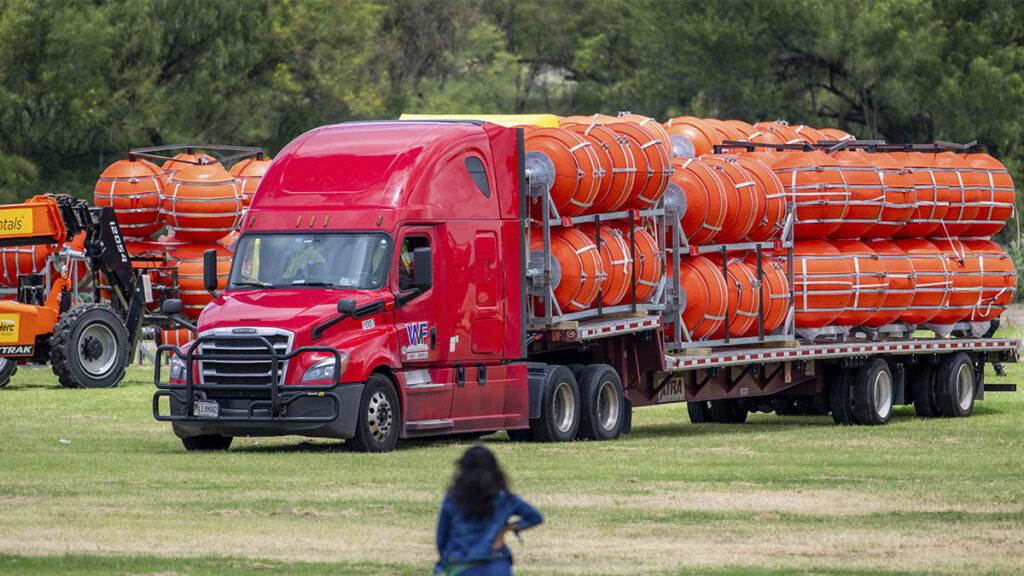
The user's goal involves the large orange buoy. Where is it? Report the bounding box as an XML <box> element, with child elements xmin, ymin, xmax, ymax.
<box><xmin>771</xmin><ymin>150</ymin><xmax>849</xmax><ymax>239</ymax></box>
<box><xmin>867</xmin><ymin>152</ymin><xmax>915</xmax><ymax>238</ymax></box>
<box><xmin>0</xmin><ymin>245</ymin><xmax>52</xmax><ymax>287</ymax></box>
<box><xmin>934</xmin><ymin>152</ymin><xmax>983</xmax><ymax>237</ymax></box>
<box><xmin>707</xmin><ymin>256</ymin><xmax>758</xmax><ymax>338</ymax></box>
<box><xmin>529</xmin><ymin>226</ymin><xmax>602</xmax><ymax>313</ymax></box>
<box><xmin>666</xmin><ymin>157</ymin><xmax>728</xmax><ymax>245</ymax></box>
<box><xmin>170</xmin><ymin>243</ymin><xmax>233</xmax><ymax>320</ymax></box>
<box><xmin>831</xmin><ymin>150</ymin><xmax>913</xmax><ymax>239</ymax></box>
<box><xmin>578</xmin><ymin>222</ymin><xmax>633</xmax><ymax>306</ymax></box>
<box><xmin>818</xmin><ymin>128</ymin><xmax>855</xmax><ymax>142</ymax></box>
<box><xmin>962</xmin><ymin>153</ymin><xmax>1015</xmax><ymax>237</ymax></box>
<box><xmin>831</xmin><ymin>240</ymin><xmax>888</xmax><ymax>326</ymax></box>
<box><xmin>754</xmin><ymin>121</ymin><xmax>802</xmax><ymax>145</ymax></box>
<box><xmin>734</xmin><ymin>156</ymin><xmax>786</xmax><ymax>241</ymax></box>
<box><xmin>228</xmin><ymin>157</ymin><xmax>273</xmax><ymax>208</ymax></box>
<box><xmin>667</xmin><ymin>255</ymin><xmax>728</xmax><ymax>339</ymax></box>
<box><xmin>94</xmin><ymin>158</ymin><xmax>165</xmax><ymax>239</ymax></box>
<box><xmin>524</xmin><ymin>127</ymin><xmax>603</xmax><ymax>217</ymax></box>
<box><xmin>617</xmin><ymin>113</ymin><xmax>672</xmax><ymax>159</ymax></box>
<box><xmin>890</xmin><ymin>152</ymin><xmax>953</xmax><ymax>238</ymax></box>
<box><xmin>162</xmin><ymin>162</ymin><xmax>244</xmax><ymax>243</ymax></box>
<box><xmin>701</xmin><ymin>156</ymin><xmax>763</xmax><ymax>243</ymax></box>
<box><xmin>702</xmin><ymin>118</ymin><xmax>748</xmax><ymax>153</ymax></box>
<box><xmin>791</xmin><ymin>125</ymin><xmax>828</xmax><ymax>144</ymax></box>
<box><xmin>863</xmin><ymin>240</ymin><xmax>916</xmax><ymax>327</ymax></box>
<box><xmin>893</xmin><ymin>239</ymin><xmax>950</xmax><ymax>325</ymax></box>
<box><xmin>610</xmin><ymin>221</ymin><xmax>661</xmax><ymax>302</ymax></box>
<box><xmin>790</xmin><ymin>240</ymin><xmax>853</xmax><ymax>328</ymax></box>
<box><xmin>663</xmin><ymin>116</ymin><xmax>722</xmax><ymax>158</ymax></box>
<box><xmin>965</xmin><ymin>240</ymin><xmax>1016</xmax><ymax>321</ymax></box>
<box><xmin>563</xmin><ymin>123</ymin><xmax>632</xmax><ymax>213</ymax></box>
<box><xmin>159</xmin><ymin>328</ymin><xmax>193</xmax><ymax>348</ymax></box>
<box><xmin>931</xmin><ymin>238</ymin><xmax>982</xmax><ymax>325</ymax></box>
<box><xmin>608</xmin><ymin>122</ymin><xmax>672</xmax><ymax>210</ymax></box>
<box><xmin>742</xmin><ymin>252</ymin><xmax>790</xmax><ymax>335</ymax></box>
<box><xmin>723</xmin><ymin>119</ymin><xmax>757</xmax><ymax>138</ymax></box>
<box><xmin>161</xmin><ymin>152</ymin><xmax>217</xmax><ymax>178</ymax></box>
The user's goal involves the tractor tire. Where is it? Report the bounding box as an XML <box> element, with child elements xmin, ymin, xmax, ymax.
<box><xmin>181</xmin><ymin>435</ymin><xmax>233</xmax><ymax>451</ymax></box>
<box><xmin>709</xmin><ymin>399</ymin><xmax>748</xmax><ymax>424</ymax></box>
<box><xmin>50</xmin><ymin>304</ymin><xmax>129</xmax><ymax>389</ymax></box>
<box><xmin>935</xmin><ymin>352</ymin><xmax>975</xmax><ymax>418</ymax></box>
<box><xmin>852</xmin><ymin>358</ymin><xmax>893</xmax><ymax>426</ymax></box>
<box><xmin>0</xmin><ymin>358</ymin><xmax>17</xmax><ymax>388</ymax></box>
<box><xmin>577</xmin><ymin>364</ymin><xmax>624</xmax><ymax>441</ymax></box>
<box><xmin>687</xmin><ymin>401</ymin><xmax>713</xmax><ymax>424</ymax></box>
<box><xmin>529</xmin><ymin>365</ymin><xmax>580</xmax><ymax>442</ymax></box>
<box><xmin>348</xmin><ymin>373</ymin><xmax>400</xmax><ymax>453</ymax></box>
<box><xmin>829</xmin><ymin>369</ymin><xmax>856</xmax><ymax>425</ymax></box>
<box><xmin>912</xmin><ymin>362</ymin><xmax>938</xmax><ymax>418</ymax></box>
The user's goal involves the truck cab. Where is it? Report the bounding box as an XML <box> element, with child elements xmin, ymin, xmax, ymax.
<box><xmin>155</xmin><ymin>121</ymin><xmax>531</xmax><ymax>452</ymax></box>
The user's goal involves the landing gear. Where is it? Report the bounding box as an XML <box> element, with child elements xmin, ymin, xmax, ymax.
<box><xmin>50</xmin><ymin>304</ymin><xmax>130</xmax><ymax>389</ymax></box>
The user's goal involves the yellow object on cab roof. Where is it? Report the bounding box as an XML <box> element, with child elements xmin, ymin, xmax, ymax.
<box><xmin>398</xmin><ymin>113</ymin><xmax>560</xmax><ymax>128</ymax></box>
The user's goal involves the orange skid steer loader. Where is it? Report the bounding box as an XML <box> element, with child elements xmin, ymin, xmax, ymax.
<box><xmin>0</xmin><ymin>195</ymin><xmax>147</xmax><ymax>388</ymax></box>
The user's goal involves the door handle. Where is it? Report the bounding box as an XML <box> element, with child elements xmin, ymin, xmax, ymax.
<box><xmin>430</xmin><ymin>327</ymin><xmax>437</xmax><ymax>350</ymax></box>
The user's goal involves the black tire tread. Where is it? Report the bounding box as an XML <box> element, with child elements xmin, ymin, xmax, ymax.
<box><xmin>181</xmin><ymin>435</ymin><xmax>233</xmax><ymax>451</ymax></box>
<box><xmin>935</xmin><ymin>352</ymin><xmax>974</xmax><ymax>418</ymax></box>
<box><xmin>529</xmin><ymin>365</ymin><xmax>579</xmax><ymax>442</ymax></box>
<box><xmin>709</xmin><ymin>399</ymin><xmax>747</xmax><ymax>424</ymax></box>
<box><xmin>0</xmin><ymin>358</ymin><xmax>17</xmax><ymax>388</ymax></box>
<box><xmin>50</xmin><ymin>304</ymin><xmax>129</xmax><ymax>389</ymax></box>
<box><xmin>349</xmin><ymin>373</ymin><xmax>400</xmax><ymax>453</ymax></box>
<box><xmin>852</xmin><ymin>358</ymin><xmax>892</xmax><ymax>426</ymax></box>
<box><xmin>577</xmin><ymin>364</ymin><xmax>623</xmax><ymax>441</ymax></box>
<box><xmin>912</xmin><ymin>362</ymin><xmax>938</xmax><ymax>418</ymax></box>
<box><xmin>830</xmin><ymin>369</ymin><xmax>855</xmax><ymax>425</ymax></box>
<box><xmin>687</xmin><ymin>401</ymin><xmax>712</xmax><ymax>424</ymax></box>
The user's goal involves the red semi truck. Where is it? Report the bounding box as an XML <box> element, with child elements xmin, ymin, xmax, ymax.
<box><xmin>152</xmin><ymin>119</ymin><xmax>1020</xmax><ymax>452</ymax></box>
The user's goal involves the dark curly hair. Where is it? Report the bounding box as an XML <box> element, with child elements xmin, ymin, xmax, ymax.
<box><xmin>449</xmin><ymin>445</ymin><xmax>508</xmax><ymax>519</ymax></box>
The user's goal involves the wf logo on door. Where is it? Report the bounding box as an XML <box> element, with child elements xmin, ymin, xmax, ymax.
<box><xmin>402</xmin><ymin>321</ymin><xmax>430</xmax><ymax>360</ymax></box>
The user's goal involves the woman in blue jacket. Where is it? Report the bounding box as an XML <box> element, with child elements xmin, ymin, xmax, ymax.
<box><xmin>434</xmin><ymin>445</ymin><xmax>543</xmax><ymax>576</ymax></box>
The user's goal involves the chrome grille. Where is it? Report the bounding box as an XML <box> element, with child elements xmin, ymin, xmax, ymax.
<box><xmin>197</xmin><ymin>328</ymin><xmax>293</xmax><ymax>386</ymax></box>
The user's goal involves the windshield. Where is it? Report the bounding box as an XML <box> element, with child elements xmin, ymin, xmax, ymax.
<box><xmin>228</xmin><ymin>233</ymin><xmax>391</xmax><ymax>290</ymax></box>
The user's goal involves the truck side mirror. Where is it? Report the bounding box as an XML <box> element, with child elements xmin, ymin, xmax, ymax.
<box><xmin>338</xmin><ymin>298</ymin><xmax>357</xmax><ymax>314</ymax></box>
<box><xmin>161</xmin><ymin>299</ymin><xmax>183</xmax><ymax>315</ymax></box>
<box><xmin>412</xmin><ymin>246</ymin><xmax>432</xmax><ymax>291</ymax></box>
<box><xmin>203</xmin><ymin>249</ymin><xmax>219</xmax><ymax>296</ymax></box>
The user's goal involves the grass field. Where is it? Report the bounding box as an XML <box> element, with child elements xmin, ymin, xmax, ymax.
<box><xmin>1</xmin><ymin>338</ymin><xmax>1023</xmax><ymax>576</ymax></box>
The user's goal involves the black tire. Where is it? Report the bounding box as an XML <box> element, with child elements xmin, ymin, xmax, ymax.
<box><xmin>181</xmin><ymin>435</ymin><xmax>233</xmax><ymax>451</ymax></box>
<box><xmin>830</xmin><ymin>369</ymin><xmax>855</xmax><ymax>425</ymax></box>
<box><xmin>912</xmin><ymin>362</ymin><xmax>938</xmax><ymax>418</ymax></box>
<box><xmin>577</xmin><ymin>364</ymin><xmax>624</xmax><ymax>441</ymax></box>
<box><xmin>49</xmin><ymin>304</ymin><xmax>130</xmax><ymax>389</ymax></box>
<box><xmin>529</xmin><ymin>365</ymin><xmax>580</xmax><ymax>442</ymax></box>
<box><xmin>506</xmin><ymin>429</ymin><xmax>533</xmax><ymax>442</ymax></box>
<box><xmin>852</xmin><ymin>358</ymin><xmax>893</xmax><ymax>426</ymax></box>
<box><xmin>773</xmin><ymin>398</ymin><xmax>795</xmax><ymax>416</ymax></box>
<box><xmin>687</xmin><ymin>401</ymin><xmax>713</xmax><ymax>423</ymax></box>
<box><xmin>709</xmin><ymin>399</ymin><xmax>747</xmax><ymax>424</ymax></box>
<box><xmin>348</xmin><ymin>373</ymin><xmax>400</xmax><ymax>452</ymax></box>
<box><xmin>0</xmin><ymin>358</ymin><xmax>17</xmax><ymax>388</ymax></box>
<box><xmin>935</xmin><ymin>352</ymin><xmax>975</xmax><ymax>418</ymax></box>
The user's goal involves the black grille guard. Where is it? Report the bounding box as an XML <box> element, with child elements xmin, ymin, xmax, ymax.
<box><xmin>152</xmin><ymin>334</ymin><xmax>344</xmax><ymax>423</ymax></box>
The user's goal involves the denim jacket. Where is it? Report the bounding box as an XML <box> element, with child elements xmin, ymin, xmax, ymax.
<box><xmin>434</xmin><ymin>490</ymin><xmax>543</xmax><ymax>573</ymax></box>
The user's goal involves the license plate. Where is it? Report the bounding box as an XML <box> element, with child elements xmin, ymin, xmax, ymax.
<box><xmin>193</xmin><ymin>400</ymin><xmax>220</xmax><ymax>418</ymax></box>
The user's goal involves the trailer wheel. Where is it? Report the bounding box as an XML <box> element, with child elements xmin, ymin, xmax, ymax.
<box><xmin>709</xmin><ymin>399</ymin><xmax>747</xmax><ymax>424</ymax></box>
<box><xmin>935</xmin><ymin>352</ymin><xmax>975</xmax><ymax>418</ymax></box>
<box><xmin>577</xmin><ymin>364</ymin><xmax>623</xmax><ymax>441</ymax></box>
<box><xmin>349</xmin><ymin>373</ymin><xmax>400</xmax><ymax>452</ymax></box>
<box><xmin>49</xmin><ymin>304</ymin><xmax>129</xmax><ymax>389</ymax></box>
<box><xmin>529</xmin><ymin>365</ymin><xmax>579</xmax><ymax>442</ymax></box>
<box><xmin>829</xmin><ymin>369</ymin><xmax>855</xmax><ymax>425</ymax></box>
<box><xmin>0</xmin><ymin>359</ymin><xmax>17</xmax><ymax>388</ymax></box>
<box><xmin>852</xmin><ymin>358</ymin><xmax>893</xmax><ymax>426</ymax></box>
<box><xmin>181</xmin><ymin>435</ymin><xmax>233</xmax><ymax>451</ymax></box>
<box><xmin>912</xmin><ymin>362</ymin><xmax>938</xmax><ymax>418</ymax></box>
<box><xmin>687</xmin><ymin>401</ymin><xmax>713</xmax><ymax>423</ymax></box>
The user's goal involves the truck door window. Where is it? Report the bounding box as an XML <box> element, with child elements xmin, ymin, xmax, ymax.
<box><xmin>399</xmin><ymin>236</ymin><xmax>430</xmax><ymax>291</ymax></box>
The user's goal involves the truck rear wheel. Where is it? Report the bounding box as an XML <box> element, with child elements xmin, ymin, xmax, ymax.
<box><xmin>349</xmin><ymin>374</ymin><xmax>400</xmax><ymax>453</ymax></box>
<box><xmin>687</xmin><ymin>401</ymin><xmax>713</xmax><ymax>423</ymax></box>
<box><xmin>0</xmin><ymin>358</ymin><xmax>17</xmax><ymax>388</ymax></box>
<box><xmin>577</xmin><ymin>364</ymin><xmax>623</xmax><ymax>441</ymax></box>
<box><xmin>852</xmin><ymin>358</ymin><xmax>893</xmax><ymax>426</ymax></box>
<box><xmin>912</xmin><ymin>362</ymin><xmax>938</xmax><ymax>418</ymax></box>
<box><xmin>529</xmin><ymin>365</ymin><xmax>579</xmax><ymax>442</ymax></box>
<box><xmin>935</xmin><ymin>352</ymin><xmax>975</xmax><ymax>418</ymax></box>
<box><xmin>709</xmin><ymin>399</ymin><xmax>747</xmax><ymax>424</ymax></box>
<box><xmin>829</xmin><ymin>369</ymin><xmax>855</xmax><ymax>425</ymax></box>
<box><xmin>181</xmin><ymin>435</ymin><xmax>233</xmax><ymax>451</ymax></box>
<box><xmin>50</xmin><ymin>304</ymin><xmax>129</xmax><ymax>389</ymax></box>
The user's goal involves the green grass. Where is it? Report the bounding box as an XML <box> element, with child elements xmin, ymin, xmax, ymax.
<box><xmin>1</xmin><ymin>336</ymin><xmax>1023</xmax><ymax>575</ymax></box>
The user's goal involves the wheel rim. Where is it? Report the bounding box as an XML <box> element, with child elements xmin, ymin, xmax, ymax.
<box><xmin>366</xmin><ymin>391</ymin><xmax>393</xmax><ymax>442</ymax></box>
<box><xmin>956</xmin><ymin>363</ymin><xmax>974</xmax><ymax>411</ymax></box>
<box><xmin>552</xmin><ymin>381</ymin><xmax>576</xmax><ymax>434</ymax></box>
<box><xmin>873</xmin><ymin>370</ymin><xmax>893</xmax><ymax>419</ymax></box>
<box><xmin>79</xmin><ymin>324</ymin><xmax>118</xmax><ymax>377</ymax></box>
<box><xmin>597</xmin><ymin>380</ymin><xmax>620</xmax><ymax>431</ymax></box>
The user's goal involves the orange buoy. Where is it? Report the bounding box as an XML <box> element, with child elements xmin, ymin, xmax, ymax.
<box><xmin>559</xmin><ymin>115</ymin><xmax>602</xmax><ymax>126</ymax></box>
<box><xmin>791</xmin><ymin>125</ymin><xmax>828</xmax><ymax>144</ymax></box>
<box><xmin>701</xmin><ymin>156</ymin><xmax>763</xmax><ymax>243</ymax></box>
<box><xmin>734</xmin><ymin>156</ymin><xmax>786</xmax><ymax>241</ymax></box>
<box><xmin>723</xmin><ymin>119</ymin><xmax>757</xmax><ymax>138</ymax></box>
<box><xmin>170</xmin><ymin>244</ymin><xmax>233</xmax><ymax>320</ymax></box>
<box><xmin>524</xmin><ymin>127</ymin><xmax>603</xmax><ymax>218</ymax></box>
<box><xmin>931</xmin><ymin>238</ymin><xmax>982</xmax><ymax>325</ymax></box>
<box><xmin>666</xmin><ymin>157</ymin><xmax>728</xmax><ymax>245</ymax></box>
<box><xmin>863</xmin><ymin>240</ymin><xmax>916</xmax><ymax>327</ymax></box>
<box><xmin>608</xmin><ymin>122</ymin><xmax>672</xmax><ymax>210</ymax></box>
<box><xmin>830</xmin><ymin>240</ymin><xmax>888</xmax><ymax>326</ymax></box>
<box><xmin>818</xmin><ymin>128</ymin><xmax>855</xmax><ymax>142</ymax></box>
<box><xmin>771</xmin><ymin>150</ymin><xmax>849</xmax><ymax>239</ymax></box>
<box><xmin>934</xmin><ymin>152</ymin><xmax>983</xmax><ymax>237</ymax></box>
<box><xmin>965</xmin><ymin>240</ymin><xmax>1016</xmax><ymax>322</ymax></box>
<box><xmin>588</xmin><ymin>113</ymin><xmax>621</xmax><ymax>125</ymax></box>
<box><xmin>0</xmin><ymin>245</ymin><xmax>52</xmax><ymax>287</ymax></box>
<box><xmin>790</xmin><ymin>240</ymin><xmax>854</xmax><ymax>328</ymax></box>
<box><xmin>563</xmin><ymin>123</ymin><xmax>631</xmax><ymax>213</ymax></box>
<box><xmin>830</xmin><ymin>151</ymin><xmax>913</xmax><ymax>239</ymax></box>
<box><xmin>667</xmin><ymin>255</ymin><xmax>728</xmax><ymax>339</ymax></box>
<box><xmin>962</xmin><ymin>153</ymin><xmax>1015</xmax><ymax>237</ymax></box>
<box><xmin>610</xmin><ymin>221</ymin><xmax>661</xmax><ymax>302</ymax></box>
<box><xmin>890</xmin><ymin>152</ymin><xmax>953</xmax><ymax>238</ymax></box>
<box><xmin>94</xmin><ymin>158</ymin><xmax>165</xmax><ymax>239</ymax></box>
<box><xmin>707</xmin><ymin>256</ymin><xmax>758</xmax><ymax>338</ymax></box>
<box><xmin>228</xmin><ymin>157</ymin><xmax>273</xmax><ymax>208</ymax></box>
<box><xmin>742</xmin><ymin>252</ymin><xmax>790</xmax><ymax>335</ymax></box>
<box><xmin>578</xmin><ymin>223</ymin><xmax>633</xmax><ymax>306</ymax></box>
<box><xmin>703</xmin><ymin>118</ymin><xmax>748</xmax><ymax>153</ymax></box>
<box><xmin>529</xmin><ymin>226</ymin><xmax>602</xmax><ymax>313</ymax></box>
<box><xmin>893</xmin><ymin>239</ymin><xmax>950</xmax><ymax>325</ymax></box>
<box><xmin>159</xmin><ymin>328</ymin><xmax>193</xmax><ymax>348</ymax></box>
<box><xmin>663</xmin><ymin>116</ymin><xmax>722</xmax><ymax>158</ymax></box>
<box><xmin>162</xmin><ymin>162</ymin><xmax>244</xmax><ymax>243</ymax></box>
<box><xmin>617</xmin><ymin>114</ymin><xmax>672</xmax><ymax>159</ymax></box>
<box><xmin>161</xmin><ymin>152</ymin><xmax>217</xmax><ymax>178</ymax></box>
<box><xmin>754</xmin><ymin>121</ymin><xmax>802</xmax><ymax>145</ymax></box>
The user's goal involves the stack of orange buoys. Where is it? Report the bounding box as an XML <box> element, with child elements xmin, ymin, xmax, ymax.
<box><xmin>93</xmin><ymin>158</ymin><xmax>165</xmax><ymax>239</ymax></box>
<box><xmin>162</xmin><ymin>162</ymin><xmax>244</xmax><ymax>243</ymax></box>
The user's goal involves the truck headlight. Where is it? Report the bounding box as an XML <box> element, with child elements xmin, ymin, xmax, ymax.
<box><xmin>300</xmin><ymin>354</ymin><xmax>349</xmax><ymax>383</ymax></box>
<box><xmin>169</xmin><ymin>354</ymin><xmax>187</xmax><ymax>382</ymax></box>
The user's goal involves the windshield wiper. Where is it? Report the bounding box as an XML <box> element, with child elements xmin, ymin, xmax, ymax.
<box><xmin>233</xmin><ymin>280</ymin><xmax>274</xmax><ymax>288</ymax></box>
<box><xmin>291</xmin><ymin>281</ymin><xmax>337</xmax><ymax>287</ymax></box>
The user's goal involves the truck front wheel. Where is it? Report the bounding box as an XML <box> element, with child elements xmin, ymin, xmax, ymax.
<box><xmin>577</xmin><ymin>364</ymin><xmax>623</xmax><ymax>441</ymax></box>
<box><xmin>349</xmin><ymin>374</ymin><xmax>400</xmax><ymax>453</ymax></box>
<box><xmin>530</xmin><ymin>365</ymin><xmax>579</xmax><ymax>442</ymax></box>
